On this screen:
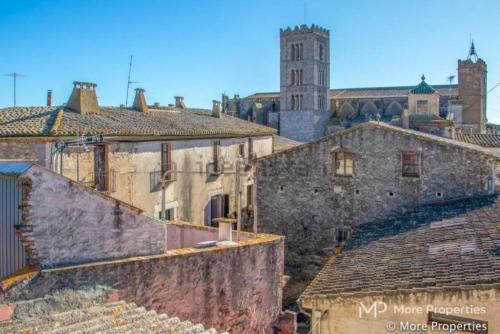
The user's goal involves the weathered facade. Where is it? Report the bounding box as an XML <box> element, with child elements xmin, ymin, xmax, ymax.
<box><xmin>223</xmin><ymin>25</ymin><xmax>488</xmax><ymax>140</ymax></box>
<box><xmin>0</xmin><ymin>83</ymin><xmax>276</xmax><ymax>226</ymax></box>
<box><xmin>255</xmin><ymin>122</ymin><xmax>497</xmax><ymax>301</ymax></box>
<box><xmin>0</xmin><ymin>162</ymin><xmax>288</xmax><ymax>333</ymax></box>
<box><xmin>299</xmin><ymin>195</ymin><xmax>500</xmax><ymax>334</ymax></box>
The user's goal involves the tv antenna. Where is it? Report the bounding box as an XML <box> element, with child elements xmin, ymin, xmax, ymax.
<box><xmin>125</xmin><ymin>55</ymin><xmax>139</xmax><ymax>107</ymax></box>
<box><xmin>446</xmin><ymin>75</ymin><xmax>455</xmax><ymax>85</ymax></box>
<box><xmin>5</xmin><ymin>72</ymin><xmax>27</xmax><ymax>106</ymax></box>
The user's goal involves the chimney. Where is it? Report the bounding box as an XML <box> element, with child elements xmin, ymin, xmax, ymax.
<box><xmin>174</xmin><ymin>96</ymin><xmax>185</xmax><ymax>109</ymax></box>
<box><xmin>47</xmin><ymin>90</ymin><xmax>53</xmax><ymax>107</ymax></box>
<box><xmin>212</xmin><ymin>100</ymin><xmax>222</xmax><ymax>118</ymax></box>
<box><xmin>132</xmin><ymin>88</ymin><xmax>148</xmax><ymax>112</ymax></box>
<box><xmin>66</xmin><ymin>81</ymin><xmax>99</xmax><ymax>114</ymax></box>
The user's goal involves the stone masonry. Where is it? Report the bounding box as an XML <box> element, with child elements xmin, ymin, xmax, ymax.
<box><xmin>255</xmin><ymin>122</ymin><xmax>498</xmax><ymax>301</ymax></box>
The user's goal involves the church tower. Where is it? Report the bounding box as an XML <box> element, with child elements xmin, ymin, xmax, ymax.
<box><xmin>457</xmin><ymin>41</ymin><xmax>487</xmax><ymax>134</ymax></box>
<box><xmin>279</xmin><ymin>24</ymin><xmax>330</xmax><ymax>142</ymax></box>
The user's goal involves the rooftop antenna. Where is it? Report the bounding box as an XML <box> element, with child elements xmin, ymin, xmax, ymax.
<box><xmin>5</xmin><ymin>72</ymin><xmax>27</xmax><ymax>106</ymax></box>
<box><xmin>467</xmin><ymin>36</ymin><xmax>478</xmax><ymax>62</ymax></box>
<box><xmin>125</xmin><ymin>55</ymin><xmax>139</xmax><ymax>107</ymax></box>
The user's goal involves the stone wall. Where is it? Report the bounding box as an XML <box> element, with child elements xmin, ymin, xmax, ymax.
<box><xmin>2</xmin><ymin>234</ymin><xmax>285</xmax><ymax>334</ymax></box>
<box><xmin>255</xmin><ymin>123</ymin><xmax>497</xmax><ymax>301</ymax></box>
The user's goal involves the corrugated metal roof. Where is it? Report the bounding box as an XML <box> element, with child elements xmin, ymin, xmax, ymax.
<box><xmin>0</xmin><ymin>162</ymin><xmax>32</xmax><ymax>175</ymax></box>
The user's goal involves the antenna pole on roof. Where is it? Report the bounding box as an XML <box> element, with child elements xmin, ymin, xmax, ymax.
<box><xmin>125</xmin><ymin>55</ymin><xmax>139</xmax><ymax>108</ymax></box>
<box><xmin>5</xmin><ymin>72</ymin><xmax>27</xmax><ymax>107</ymax></box>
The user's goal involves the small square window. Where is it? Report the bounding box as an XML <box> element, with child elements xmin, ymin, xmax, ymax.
<box><xmin>336</xmin><ymin>229</ymin><xmax>349</xmax><ymax>244</ymax></box>
<box><xmin>416</xmin><ymin>100</ymin><xmax>428</xmax><ymax>113</ymax></box>
<box><xmin>402</xmin><ymin>152</ymin><xmax>420</xmax><ymax>177</ymax></box>
<box><xmin>334</xmin><ymin>151</ymin><xmax>353</xmax><ymax>176</ymax></box>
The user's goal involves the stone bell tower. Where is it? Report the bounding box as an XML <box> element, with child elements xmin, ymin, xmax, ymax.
<box><xmin>279</xmin><ymin>24</ymin><xmax>330</xmax><ymax>142</ymax></box>
<box><xmin>457</xmin><ymin>41</ymin><xmax>487</xmax><ymax>134</ymax></box>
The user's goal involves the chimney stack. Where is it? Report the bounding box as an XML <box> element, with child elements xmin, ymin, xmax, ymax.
<box><xmin>66</xmin><ymin>81</ymin><xmax>99</xmax><ymax>114</ymax></box>
<box><xmin>212</xmin><ymin>100</ymin><xmax>222</xmax><ymax>118</ymax></box>
<box><xmin>174</xmin><ymin>96</ymin><xmax>186</xmax><ymax>109</ymax></box>
<box><xmin>47</xmin><ymin>90</ymin><xmax>53</xmax><ymax>107</ymax></box>
<box><xmin>132</xmin><ymin>88</ymin><xmax>148</xmax><ymax>112</ymax></box>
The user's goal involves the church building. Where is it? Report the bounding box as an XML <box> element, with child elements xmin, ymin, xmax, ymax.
<box><xmin>223</xmin><ymin>25</ymin><xmax>488</xmax><ymax>142</ymax></box>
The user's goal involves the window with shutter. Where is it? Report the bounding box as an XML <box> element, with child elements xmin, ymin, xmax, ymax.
<box><xmin>334</xmin><ymin>151</ymin><xmax>353</xmax><ymax>176</ymax></box>
<box><xmin>213</xmin><ymin>141</ymin><xmax>221</xmax><ymax>173</ymax></box>
<box><xmin>402</xmin><ymin>152</ymin><xmax>420</xmax><ymax>177</ymax></box>
<box><xmin>94</xmin><ymin>144</ymin><xmax>108</xmax><ymax>191</ymax></box>
<box><xmin>161</xmin><ymin>143</ymin><xmax>172</xmax><ymax>180</ymax></box>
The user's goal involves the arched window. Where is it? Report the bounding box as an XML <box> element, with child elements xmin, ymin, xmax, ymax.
<box><xmin>300</xmin><ymin>69</ymin><xmax>303</xmax><ymax>85</ymax></box>
<box><xmin>299</xmin><ymin>44</ymin><xmax>304</xmax><ymax>60</ymax></box>
<box><xmin>291</xmin><ymin>95</ymin><xmax>295</xmax><ymax>110</ymax></box>
<box><xmin>319</xmin><ymin>44</ymin><xmax>324</xmax><ymax>61</ymax></box>
<box><xmin>295</xmin><ymin>44</ymin><xmax>300</xmax><ymax>60</ymax></box>
<box><xmin>291</xmin><ymin>44</ymin><xmax>295</xmax><ymax>61</ymax></box>
<box><xmin>291</xmin><ymin>69</ymin><xmax>295</xmax><ymax>85</ymax></box>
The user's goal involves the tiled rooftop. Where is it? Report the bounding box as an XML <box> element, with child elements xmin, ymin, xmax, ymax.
<box><xmin>455</xmin><ymin>133</ymin><xmax>500</xmax><ymax>148</ymax></box>
<box><xmin>0</xmin><ymin>106</ymin><xmax>276</xmax><ymax>138</ymax></box>
<box><xmin>243</xmin><ymin>84</ymin><xmax>458</xmax><ymax>100</ymax></box>
<box><xmin>0</xmin><ymin>299</ymin><xmax>226</xmax><ymax>334</ymax></box>
<box><xmin>300</xmin><ymin>195</ymin><xmax>500</xmax><ymax>299</ymax></box>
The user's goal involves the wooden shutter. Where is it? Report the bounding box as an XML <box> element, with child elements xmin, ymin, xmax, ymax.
<box><xmin>161</xmin><ymin>143</ymin><xmax>172</xmax><ymax>180</ymax></box>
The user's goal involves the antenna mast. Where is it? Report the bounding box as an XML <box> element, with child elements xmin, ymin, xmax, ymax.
<box><xmin>125</xmin><ymin>55</ymin><xmax>138</xmax><ymax>107</ymax></box>
<box><xmin>5</xmin><ymin>72</ymin><xmax>27</xmax><ymax>106</ymax></box>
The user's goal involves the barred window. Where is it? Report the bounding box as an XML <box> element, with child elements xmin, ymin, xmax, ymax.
<box><xmin>334</xmin><ymin>151</ymin><xmax>353</xmax><ymax>176</ymax></box>
<box><xmin>402</xmin><ymin>152</ymin><xmax>420</xmax><ymax>177</ymax></box>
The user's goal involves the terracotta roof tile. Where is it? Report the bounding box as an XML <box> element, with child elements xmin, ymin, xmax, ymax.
<box><xmin>0</xmin><ymin>106</ymin><xmax>276</xmax><ymax>138</ymax></box>
<box><xmin>455</xmin><ymin>133</ymin><xmax>500</xmax><ymax>148</ymax></box>
<box><xmin>301</xmin><ymin>195</ymin><xmax>500</xmax><ymax>299</ymax></box>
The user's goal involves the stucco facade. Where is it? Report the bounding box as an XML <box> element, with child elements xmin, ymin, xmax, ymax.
<box><xmin>0</xmin><ymin>135</ymin><xmax>273</xmax><ymax>225</ymax></box>
<box><xmin>301</xmin><ymin>287</ymin><xmax>499</xmax><ymax>334</ymax></box>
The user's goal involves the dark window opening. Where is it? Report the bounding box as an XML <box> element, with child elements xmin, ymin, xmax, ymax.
<box><xmin>161</xmin><ymin>143</ymin><xmax>172</xmax><ymax>180</ymax></box>
<box><xmin>247</xmin><ymin>185</ymin><xmax>253</xmax><ymax>208</ymax></box>
<box><xmin>388</xmin><ymin>192</ymin><xmax>394</xmax><ymax>197</ymax></box>
<box><xmin>159</xmin><ymin>208</ymin><xmax>175</xmax><ymax>220</ymax></box>
<box><xmin>213</xmin><ymin>140</ymin><xmax>221</xmax><ymax>173</ymax></box>
<box><xmin>402</xmin><ymin>152</ymin><xmax>420</xmax><ymax>177</ymax></box>
<box><xmin>248</xmin><ymin>138</ymin><xmax>254</xmax><ymax>159</ymax></box>
<box><xmin>239</xmin><ymin>143</ymin><xmax>245</xmax><ymax>157</ymax></box>
<box><xmin>94</xmin><ymin>144</ymin><xmax>108</xmax><ymax>191</ymax></box>
<box><xmin>209</xmin><ymin>194</ymin><xmax>229</xmax><ymax>226</ymax></box>
<box><xmin>336</xmin><ymin>229</ymin><xmax>349</xmax><ymax>244</ymax></box>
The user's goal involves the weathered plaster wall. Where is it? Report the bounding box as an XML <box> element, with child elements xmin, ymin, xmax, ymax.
<box><xmin>3</xmin><ymin>235</ymin><xmax>285</xmax><ymax>334</ymax></box>
<box><xmin>22</xmin><ymin>165</ymin><xmax>168</xmax><ymax>268</ymax></box>
<box><xmin>408</xmin><ymin>93</ymin><xmax>440</xmax><ymax>116</ymax></box>
<box><xmin>301</xmin><ymin>287</ymin><xmax>500</xmax><ymax>334</ymax></box>
<box><xmin>256</xmin><ymin>124</ymin><xmax>496</xmax><ymax>301</ymax></box>
<box><xmin>0</xmin><ymin>136</ymin><xmax>273</xmax><ymax>225</ymax></box>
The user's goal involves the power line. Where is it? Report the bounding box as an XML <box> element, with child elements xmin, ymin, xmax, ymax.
<box><xmin>5</xmin><ymin>72</ymin><xmax>27</xmax><ymax>106</ymax></box>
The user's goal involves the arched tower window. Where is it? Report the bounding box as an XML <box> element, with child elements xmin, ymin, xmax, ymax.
<box><xmin>320</xmin><ymin>44</ymin><xmax>324</xmax><ymax>61</ymax></box>
<box><xmin>291</xmin><ymin>95</ymin><xmax>295</xmax><ymax>110</ymax></box>
<box><xmin>300</xmin><ymin>69</ymin><xmax>303</xmax><ymax>85</ymax></box>
<box><xmin>291</xmin><ymin>44</ymin><xmax>295</xmax><ymax>61</ymax></box>
<box><xmin>299</xmin><ymin>44</ymin><xmax>304</xmax><ymax>60</ymax></box>
<box><xmin>291</xmin><ymin>69</ymin><xmax>295</xmax><ymax>85</ymax></box>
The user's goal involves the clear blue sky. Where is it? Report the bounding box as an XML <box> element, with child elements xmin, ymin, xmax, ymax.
<box><xmin>1</xmin><ymin>0</ymin><xmax>499</xmax><ymax>123</ymax></box>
